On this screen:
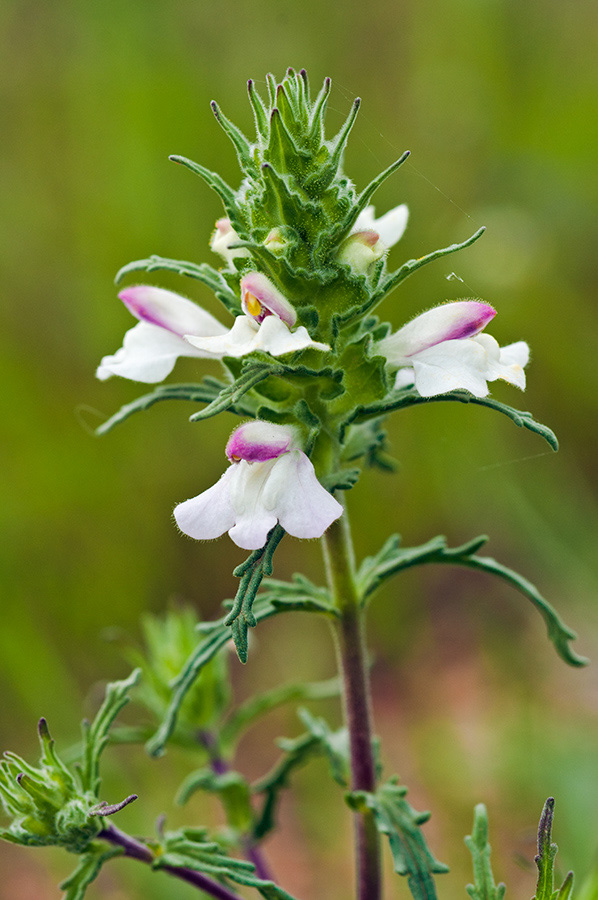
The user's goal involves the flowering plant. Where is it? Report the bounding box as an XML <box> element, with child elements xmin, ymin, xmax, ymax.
<box><xmin>0</xmin><ymin>69</ymin><xmax>587</xmax><ymax>900</ymax></box>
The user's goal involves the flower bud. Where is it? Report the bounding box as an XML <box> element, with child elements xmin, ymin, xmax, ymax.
<box><xmin>337</xmin><ymin>230</ymin><xmax>385</xmax><ymax>272</ymax></box>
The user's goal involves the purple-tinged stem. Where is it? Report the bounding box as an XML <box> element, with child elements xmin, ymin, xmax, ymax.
<box><xmin>322</xmin><ymin>512</ymin><xmax>381</xmax><ymax>900</ymax></box>
<box><xmin>98</xmin><ymin>822</ymin><xmax>242</xmax><ymax>900</ymax></box>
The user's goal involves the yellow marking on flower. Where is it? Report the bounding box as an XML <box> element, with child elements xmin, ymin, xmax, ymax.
<box><xmin>245</xmin><ymin>293</ymin><xmax>262</xmax><ymax>317</ymax></box>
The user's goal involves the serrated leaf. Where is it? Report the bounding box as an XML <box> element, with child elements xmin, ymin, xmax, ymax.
<box><xmin>347</xmin><ymin>777</ymin><xmax>448</xmax><ymax>900</ymax></box>
<box><xmin>155</xmin><ymin>827</ymin><xmax>300</xmax><ymax>899</ymax></box>
<box><xmin>226</xmin><ymin>525</ymin><xmax>286</xmax><ymax>662</ymax></box>
<box><xmin>59</xmin><ymin>844</ymin><xmax>123</xmax><ymax>900</ymax></box>
<box><xmin>347</xmin><ymin>387</ymin><xmax>558</xmax><ymax>451</ymax></box>
<box><xmin>189</xmin><ymin>363</ymin><xmax>275</xmax><ymax>422</ymax></box>
<box><xmin>95</xmin><ymin>380</ymin><xmax>245</xmax><ymax>436</ymax></box>
<box><xmin>114</xmin><ymin>255</ymin><xmax>241</xmax><ymax>314</ymax></box>
<box><xmin>297</xmin><ymin>708</ymin><xmax>349</xmax><ymax>786</ymax></box>
<box><xmin>356</xmin><ymin>534</ymin><xmax>586</xmax><ymax>667</ymax></box>
<box><xmin>252</xmin><ymin>709</ymin><xmax>347</xmax><ymax>842</ymax></box>
<box><xmin>464</xmin><ymin>804</ymin><xmax>506</xmax><ymax>900</ymax></box>
<box><xmin>251</xmin><ymin>734</ymin><xmax>320</xmax><ymax>842</ymax></box>
<box><xmin>220</xmin><ymin>675</ymin><xmax>340</xmax><ymax>751</ymax></box>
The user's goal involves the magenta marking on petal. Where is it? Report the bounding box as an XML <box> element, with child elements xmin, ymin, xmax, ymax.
<box><xmin>226</xmin><ymin>421</ymin><xmax>294</xmax><ymax>462</ymax></box>
<box><xmin>440</xmin><ymin>303</ymin><xmax>496</xmax><ymax>342</ymax></box>
<box><xmin>118</xmin><ymin>287</ymin><xmax>173</xmax><ymax>332</ymax></box>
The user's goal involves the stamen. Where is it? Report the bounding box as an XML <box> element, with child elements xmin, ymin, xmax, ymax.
<box><xmin>245</xmin><ymin>293</ymin><xmax>262</xmax><ymax>318</ymax></box>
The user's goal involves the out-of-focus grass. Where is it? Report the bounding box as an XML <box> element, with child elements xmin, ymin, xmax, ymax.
<box><xmin>1</xmin><ymin>0</ymin><xmax>597</xmax><ymax>897</ymax></box>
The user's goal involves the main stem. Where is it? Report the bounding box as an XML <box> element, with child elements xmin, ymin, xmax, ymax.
<box><xmin>322</xmin><ymin>511</ymin><xmax>381</xmax><ymax>900</ymax></box>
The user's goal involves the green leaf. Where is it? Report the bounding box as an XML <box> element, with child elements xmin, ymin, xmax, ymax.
<box><xmin>251</xmin><ymin>707</ymin><xmax>349</xmax><ymax>844</ymax></box>
<box><xmin>329</xmin><ymin>150</ymin><xmax>411</xmax><ymax>246</ymax></box>
<box><xmin>356</xmin><ymin>534</ymin><xmax>587</xmax><ymax>667</ymax></box>
<box><xmin>211</xmin><ymin>100</ymin><xmax>257</xmax><ymax>172</ymax></box>
<box><xmin>169</xmin><ymin>155</ymin><xmax>247</xmax><ymax>238</ymax></box>
<box><xmin>155</xmin><ymin>827</ymin><xmax>300</xmax><ymax>899</ymax></box>
<box><xmin>226</xmin><ymin>525</ymin><xmax>286</xmax><ymax>662</ymax></box>
<box><xmin>347</xmin><ymin>387</ymin><xmax>559</xmax><ymax>452</ymax></box>
<box><xmin>189</xmin><ymin>363</ymin><xmax>276</xmax><ymax>423</ymax></box>
<box><xmin>533</xmin><ymin>798</ymin><xmax>574</xmax><ymax>900</ymax></box>
<box><xmin>114</xmin><ymin>255</ymin><xmax>241</xmax><ymax>314</ymax></box>
<box><xmin>60</xmin><ymin>845</ymin><xmax>123</xmax><ymax>900</ymax></box>
<box><xmin>81</xmin><ymin>670</ymin><xmax>141</xmax><ymax>795</ymax></box>
<box><xmin>465</xmin><ymin>804</ymin><xmax>506</xmax><ymax>900</ymax></box>
<box><xmin>176</xmin><ymin>769</ymin><xmax>254</xmax><ymax>834</ymax></box>
<box><xmin>372</xmin><ymin>226</ymin><xmax>486</xmax><ymax>306</ymax></box>
<box><xmin>145</xmin><ymin>588</ymin><xmax>330</xmax><ymax>758</ymax></box>
<box><xmin>347</xmin><ymin>777</ymin><xmax>448</xmax><ymax>900</ymax></box>
<box><xmin>220</xmin><ymin>676</ymin><xmax>341</xmax><ymax>751</ymax></box>
<box><xmin>297</xmin><ymin>708</ymin><xmax>349</xmax><ymax>786</ymax></box>
<box><xmin>329</xmin><ymin>334</ymin><xmax>389</xmax><ymax>416</ymax></box>
<box><xmin>95</xmin><ymin>380</ymin><xmax>246</xmax><ymax>436</ymax></box>
<box><xmin>257</xmin><ymin>573</ymin><xmax>337</xmax><ymax>617</ymax></box>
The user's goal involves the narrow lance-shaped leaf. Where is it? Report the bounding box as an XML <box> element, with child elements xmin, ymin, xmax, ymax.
<box><xmin>330</xmin><ymin>150</ymin><xmax>411</xmax><ymax>246</ymax></box>
<box><xmin>189</xmin><ymin>364</ymin><xmax>275</xmax><ymax>423</ymax></box>
<box><xmin>465</xmin><ymin>804</ymin><xmax>506</xmax><ymax>900</ymax></box>
<box><xmin>356</xmin><ymin>533</ymin><xmax>587</xmax><ymax>667</ymax></box>
<box><xmin>252</xmin><ymin>708</ymin><xmax>349</xmax><ymax>842</ymax></box>
<box><xmin>226</xmin><ymin>525</ymin><xmax>286</xmax><ymax>662</ymax></box>
<box><xmin>341</xmin><ymin>227</ymin><xmax>486</xmax><ymax>323</ymax></box>
<box><xmin>533</xmin><ymin>798</ymin><xmax>574</xmax><ymax>900</ymax></box>
<box><xmin>211</xmin><ymin>100</ymin><xmax>256</xmax><ymax>172</ymax></box>
<box><xmin>169</xmin><ymin>155</ymin><xmax>247</xmax><ymax>238</ymax></box>
<box><xmin>81</xmin><ymin>669</ymin><xmax>141</xmax><ymax>795</ymax></box>
<box><xmin>307</xmin><ymin>76</ymin><xmax>331</xmax><ymax>143</ymax></box>
<box><xmin>114</xmin><ymin>256</ymin><xmax>241</xmax><ymax>314</ymax></box>
<box><xmin>345</xmin><ymin>387</ymin><xmax>559</xmax><ymax>452</ymax></box>
<box><xmin>96</xmin><ymin>380</ymin><xmax>246</xmax><ymax>437</ymax></box>
<box><xmin>247</xmin><ymin>79</ymin><xmax>269</xmax><ymax>140</ymax></box>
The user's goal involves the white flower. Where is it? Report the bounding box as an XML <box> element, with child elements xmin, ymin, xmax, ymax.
<box><xmin>184</xmin><ymin>272</ymin><xmax>330</xmax><ymax>358</ymax></box>
<box><xmin>174</xmin><ymin>421</ymin><xmax>343</xmax><ymax>550</ymax></box>
<box><xmin>210</xmin><ymin>217</ymin><xmax>250</xmax><ymax>268</ymax></box>
<box><xmin>377</xmin><ymin>300</ymin><xmax>529</xmax><ymax>398</ymax></box>
<box><xmin>96</xmin><ymin>286</ymin><xmax>227</xmax><ymax>383</ymax></box>
<box><xmin>97</xmin><ymin>273</ymin><xmax>329</xmax><ymax>383</ymax></box>
<box><xmin>354</xmin><ymin>203</ymin><xmax>409</xmax><ymax>249</ymax></box>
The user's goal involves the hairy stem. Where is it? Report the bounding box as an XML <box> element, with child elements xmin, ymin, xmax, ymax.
<box><xmin>98</xmin><ymin>822</ymin><xmax>242</xmax><ymax>900</ymax></box>
<box><xmin>322</xmin><ymin>511</ymin><xmax>381</xmax><ymax>900</ymax></box>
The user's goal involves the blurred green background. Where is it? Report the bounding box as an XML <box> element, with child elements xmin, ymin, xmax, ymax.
<box><xmin>1</xmin><ymin>0</ymin><xmax>597</xmax><ymax>896</ymax></box>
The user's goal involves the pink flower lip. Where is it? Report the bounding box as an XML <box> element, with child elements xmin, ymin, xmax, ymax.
<box><xmin>118</xmin><ymin>286</ymin><xmax>179</xmax><ymax>334</ymax></box>
<box><xmin>225</xmin><ymin>421</ymin><xmax>296</xmax><ymax>463</ymax></box>
<box><xmin>439</xmin><ymin>302</ymin><xmax>496</xmax><ymax>343</ymax></box>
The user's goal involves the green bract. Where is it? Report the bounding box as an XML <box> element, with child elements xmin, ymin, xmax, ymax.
<box><xmin>0</xmin><ymin>671</ymin><xmax>140</xmax><ymax>851</ymax></box>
